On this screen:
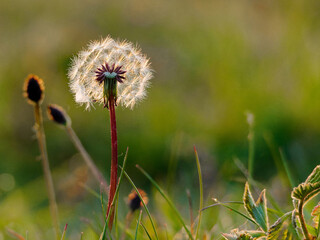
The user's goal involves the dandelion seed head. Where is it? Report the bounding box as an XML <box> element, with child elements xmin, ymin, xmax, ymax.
<box><xmin>68</xmin><ymin>36</ymin><xmax>153</xmax><ymax>110</ymax></box>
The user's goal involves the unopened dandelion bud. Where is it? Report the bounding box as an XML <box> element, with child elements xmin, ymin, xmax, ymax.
<box><xmin>128</xmin><ymin>189</ymin><xmax>148</xmax><ymax>212</ymax></box>
<box><xmin>47</xmin><ymin>104</ymin><xmax>71</xmax><ymax>126</ymax></box>
<box><xmin>23</xmin><ymin>74</ymin><xmax>45</xmax><ymax>104</ymax></box>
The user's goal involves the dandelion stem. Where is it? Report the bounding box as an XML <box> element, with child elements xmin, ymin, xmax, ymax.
<box><xmin>34</xmin><ymin>103</ymin><xmax>60</xmax><ymax>239</ymax></box>
<box><xmin>106</xmin><ymin>95</ymin><xmax>118</xmax><ymax>230</ymax></box>
<box><xmin>65</xmin><ymin>125</ymin><xmax>108</xmax><ymax>192</ymax></box>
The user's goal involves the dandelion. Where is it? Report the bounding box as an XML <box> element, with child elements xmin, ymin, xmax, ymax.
<box><xmin>23</xmin><ymin>75</ymin><xmax>60</xmax><ymax>239</ymax></box>
<box><xmin>68</xmin><ymin>36</ymin><xmax>153</xmax><ymax>230</ymax></box>
<box><xmin>68</xmin><ymin>36</ymin><xmax>152</xmax><ymax>109</ymax></box>
<box><xmin>47</xmin><ymin>104</ymin><xmax>108</xmax><ymax>192</ymax></box>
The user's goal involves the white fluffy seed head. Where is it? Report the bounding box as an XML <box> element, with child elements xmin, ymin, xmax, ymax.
<box><xmin>68</xmin><ymin>36</ymin><xmax>153</xmax><ymax>109</ymax></box>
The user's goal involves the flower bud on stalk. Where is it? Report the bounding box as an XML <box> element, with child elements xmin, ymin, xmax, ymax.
<box><xmin>47</xmin><ymin>104</ymin><xmax>108</xmax><ymax>192</ymax></box>
<box><xmin>23</xmin><ymin>74</ymin><xmax>60</xmax><ymax>239</ymax></box>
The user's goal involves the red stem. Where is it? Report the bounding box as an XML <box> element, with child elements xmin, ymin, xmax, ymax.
<box><xmin>106</xmin><ymin>96</ymin><xmax>118</xmax><ymax>230</ymax></box>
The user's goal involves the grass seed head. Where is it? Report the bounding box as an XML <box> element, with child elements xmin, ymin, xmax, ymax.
<box><xmin>47</xmin><ymin>104</ymin><xmax>71</xmax><ymax>126</ymax></box>
<box><xmin>23</xmin><ymin>74</ymin><xmax>45</xmax><ymax>105</ymax></box>
<box><xmin>128</xmin><ymin>189</ymin><xmax>148</xmax><ymax>212</ymax></box>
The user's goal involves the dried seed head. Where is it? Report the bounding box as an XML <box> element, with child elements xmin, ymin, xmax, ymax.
<box><xmin>128</xmin><ymin>189</ymin><xmax>148</xmax><ymax>212</ymax></box>
<box><xmin>23</xmin><ymin>74</ymin><xmax>45</xmax><ymax>105</ymax></box>
<box><xmin>68</xmin><ymin>36</ymin><xmax>153</xmax><ymax>110</ymax></box>
<box><xmin>47</xmin><ymin>104</ymin><xmax>71</xmax><ymax>126</ymax></box>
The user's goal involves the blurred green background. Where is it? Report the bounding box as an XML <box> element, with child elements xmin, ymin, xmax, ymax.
<box><xmin>1</xmin><ymin>0</ymin><xmax>320</xmax><ymax>238</ymax></box>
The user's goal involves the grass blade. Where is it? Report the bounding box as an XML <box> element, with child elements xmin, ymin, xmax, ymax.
<box><xmin>246</xmin><ymin>112</ymin><xmax>255</xmax><ymax>179</ymax></box>
<box><xmin>140</xmin><ymin>222</ymin><xmax>152</xmax><ymax>240</ymax></box>
<box><xmin>80</xmin><ymin>183</ymin><xmax>101</xmax><ymax>199</ymax></box>
<box><xmin>101</xmin><ymin>147</ymin><xmax>129</xmax><ymax>239</ymax></box>
<box><xmin>60</xmin><ymin>224</ymin><xmax>68</xmax><ymax>240</ymax></box>
<box><xmin>194</xmin><ymin>146</ymin><xmax>203</xmax><ymax>240</ymax></box>
<box><xmin>134</xmin><ymin>210</ymin><xmax>143</xmax><ymax>240</ymax></box>
<box><xmin>121</xmin><ymin>168</ymin><xmax>159</xmax><ymax>240</ymax></box>
<box><xmin>6</xmin><ymin>229</ymin><xmax>25</xmax><ymax>240</ymax></box>
<box><xmin>202</xmin><ymin>199</ymin><xmax>259</xmax><ymax>227</ymax></box>
<box><xmin>186</xmin><ymin>189</ymin><xmax>194</xmax><ymax>235</ymax></box>
<box><xmin>317</xmin><ymin>214</ymin><xmax>320</xmax><ymax>239</ymax></box>
<box><xmin>279</xmin><ymin>149</ymin><xmax>296</xmax><ymax>188</ymax></box>
<box><xmin>101</xmin><ymin>187</ymin><xmax>106</xmax><ymax>221</ymax></box>
<box><xmin>136</xmin><ymin>164</ymin><xmax>194</xmax><ymax>240</ymax></box>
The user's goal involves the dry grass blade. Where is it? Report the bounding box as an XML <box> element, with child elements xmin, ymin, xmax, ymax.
<box><xmin>6</xmin><ymin>229</ymin><xmax>25</xmax><ymax>240</ymax></box>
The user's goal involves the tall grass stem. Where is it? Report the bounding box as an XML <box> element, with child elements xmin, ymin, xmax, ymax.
<box><xmin>34</xmin><ymin>103</ymin><xmax>60</xmax><ymax>239</ymax></box>
<box><xmin>248</xmin><ymin>126</ymin><xmax>255</xmax><ymax>179</ymax></box>
<box><xmin>186</xmin><ymin>189</ymin><xmax>194</xmax><ymax>235</ymax></box>
<box><xmin>194</xmin><ymin>146</ymin><xmax>203</xmax><ymax>240</ymax></box>
<box><xmin>134</xmin><ymin>210</ymin><xmax>143</xmax><ymax>240</ymax></box>
<box><xmin>136</xmin><ymin>164</ymin><xmax>194</xmax><ymax>240</ymax></box>
<box><xmin>121</xmin><ymin>169</ymin><xmax>159</xmax><ymax>240</ymax></box>
<box><xmin>279</xmin><ymin>149</ymin><xmax>296</xmax><ymax>189</ymax></box>
<box><xmin>65</xmin><ymin>125</ymin><xmax>108</xmax><ymax>192</ymax></box>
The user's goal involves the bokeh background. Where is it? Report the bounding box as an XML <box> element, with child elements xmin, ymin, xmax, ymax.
<box><xmin>1</xmin><ymin>0</ymin><xmax>320</xmax><ymax>239</ymax></box>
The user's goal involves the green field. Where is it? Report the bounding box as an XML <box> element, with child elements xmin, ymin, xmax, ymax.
<box><xmin>1</xmin><ymin>0</ymin><xmax>320</xmax><ymax>239</ymax></box>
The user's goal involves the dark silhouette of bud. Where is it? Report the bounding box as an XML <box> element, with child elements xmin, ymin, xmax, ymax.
<box><xmin>47</xmin><ymin>104</ymin><xmax>70</xmax><ymax>126</ymax></box>
<box><xmin>23</xmin><ymin>74</ymin><xmax>44</xmax><ymax>104</ymax></box>
<box><xmin>128</xmin><ymin>189</ymin><xmax>148</xmax><ymax>212</ymax></box>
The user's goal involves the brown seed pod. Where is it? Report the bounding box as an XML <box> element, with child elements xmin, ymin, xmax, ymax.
<box><xmin>23</xmin><ymin>74</ymin><xmax>45</xmax><ymax>105</ymax></box>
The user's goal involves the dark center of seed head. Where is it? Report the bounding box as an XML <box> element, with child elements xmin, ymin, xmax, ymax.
<box><xmin>49</xmin><ymin>106</ymin><xmax>67</xmax><ymax>125</ymax></box>
<box><xmin>27</xmin><ymin>78</ymin><xmax>42</xmax><ymax>102</ymax></box>
<box><xmin>129</xmin><ymin>195</ymin><xmax>141</xmax><ymax>212</ymax></box>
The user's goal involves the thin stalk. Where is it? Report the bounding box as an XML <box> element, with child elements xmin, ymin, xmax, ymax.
<box><xmin>186</xmin><ymin>189</ymin><xmax>194</xmax><ymax>236</ymax></box>
<box><xmin>136</xmin><ymin>164</ymin><xmax>194</xmax><ymax>240</ymax></box>
<box><xmin>298</xmin><ymin>201</ymin><xmax>312</xmax><ymax>240</ymax></box>
<box><xmin>279</xmin><ymin>149</ymin><xmax>296</xmax><ymax>189</ymax></box>
<box><xmin>60</xmin><ymin>224</ymin><xmax>67</xmax><ymax>240</ymax></box>
<box><xmin>202</xmin><ymin>200</ymin><xmax>259</xmax><ymax>227</ymax></box>
<box><xmin>34</xmin><ymin>103</ymin><xmax>60</xmax><ymax>239</ymax></box>
<box><xmin>194</xmin><ymin>146</ymin><xmax>203</xmax><ymax>240</ymax></box>
<box><xmin>121</xmin><ymin>168</ymin><xmax>159</xmax><ymax>240</ymax></box>
<box><xmin>140</xmin><ymin>222</ymin><xmax>152</xmax><ymax>240</ymax></box>
<box><xmin>106</xmin><ymin>96</ymin><xmax>118</xmax><ymax>230</ymax></box>
<box><xmin>65</xmin><ymin>125</ymin><xmax>108</xmax><ymax>192</ymax></box>
<box><xmin>104</xmin><ymin>147</ymin><xmax>129</xmax><ymax>236</ymax></box>
<box><xmin>134</xmin><ymin>210</ymin><xmax>143</xmax><ymax>240</ymax></box>
<box><xmin>120</xmin><ymin>212</ymin><xmax>133</xmax><ymax>240</ymax></box>
<box><xmin>248</xmin><ymin>125</ymin><xmax>255</xmax><ymax>179</ymax></box>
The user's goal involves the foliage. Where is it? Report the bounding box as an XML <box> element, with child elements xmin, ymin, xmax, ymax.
<box><xmin>223</xmin><ymin>165</ymin><xmax>320</xmax><ymax>240</ymax></box>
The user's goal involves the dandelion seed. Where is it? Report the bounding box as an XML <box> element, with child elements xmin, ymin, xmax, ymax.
<box><xmin>68</xmin><ymin>36</ymin><xmax>153</xmax><ymax>109</ymax></box>
<box><xmin>23</xmin><ymin>74</ymin><xmax>45</xmax><ymax>105</ymax></box>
